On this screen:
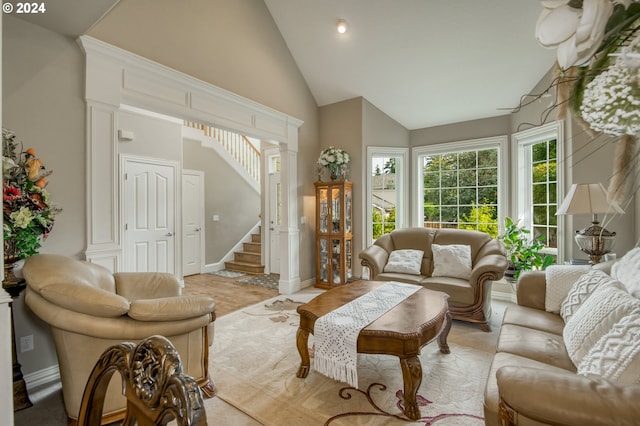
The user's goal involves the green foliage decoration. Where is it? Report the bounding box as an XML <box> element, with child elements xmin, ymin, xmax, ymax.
<box><xmin>499</xmin><ymin>217</ymin><xmax>555</xmax><ymax>280</ymax></box>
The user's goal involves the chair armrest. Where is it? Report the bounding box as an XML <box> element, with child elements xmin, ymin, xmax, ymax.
<box><xmin>497</xmin><ymin>366</ymin><xmax>640</xmax><ymax>426</ymax></box>
<box><xmin>516</xmin><ymin>271</ymin><xmax>546</xmax><ymax>310</ymax></box>
<box><xmin>38</xmin><ymin>283</ymin><xmax>130</xmax><ymax>318</ymax></box>
<box><xmin>469</xmin><ymin>253</ymin><xmax>508</xmax><ymax>287</ymax></box>
<box><xmin>128</xmin><ymin>295</ymin><xmax>216</xmax><ymax>322</ymax></box>
<box><xmin>359</xmin><ymin>245</ymin><xmax>389</xmax><ymax>278</ymax></box>
<box><xmin>115</xmin><ymin>272</ymin><xmax>181</xmax><ymax>301</ymax></box>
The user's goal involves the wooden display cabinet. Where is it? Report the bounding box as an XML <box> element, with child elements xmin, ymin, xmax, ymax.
<box><xmin>315</xmin><ymin>180</ymin><xmax>353</xmax><ymax>288</ymax></box>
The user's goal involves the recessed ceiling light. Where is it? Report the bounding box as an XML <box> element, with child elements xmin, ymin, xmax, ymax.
<box><xmin>337</xmin><ymin>19</ymin><xmax>348</xmax><ymax>34</ymax></box>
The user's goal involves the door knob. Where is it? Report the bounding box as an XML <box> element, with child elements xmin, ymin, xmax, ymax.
<box><xmin>194</xmin><ymin>228</ymin><xmax>201</xmax><ymax>232</ymax></box>
<box><xmin>166</xmin><ymin>232</ymin><xmax>174</xmax><ymax>237</ymax></box>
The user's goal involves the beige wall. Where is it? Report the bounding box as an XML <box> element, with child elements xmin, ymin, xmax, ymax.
<box><xmin>410</xmin><ymin>115</ymin><xmax>511</xmax><ymax>147</ymax></box>
<box><xmin>183</xmin><ymin>139</ymin><xmax>260</xmax><ymax>264</ymax></box>
<box><xmin>117</xmin><ymin>109</ymin><xmax>182</xmax><ymax>161</ymax></box>
<box><xmin>3</xmin><ymin>16</ymin><xmax>84</xmax><ymax>375</ymax></box>
<box><xmin>88</xmin><ymin>0</ymin><xmax>320</xmax><ymax>284</ymax></box>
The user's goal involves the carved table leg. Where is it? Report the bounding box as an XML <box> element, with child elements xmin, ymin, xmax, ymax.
<box><xmin>399</xmin><ymin>355</ymin><xmax>422</xmax><ymax>420</ymax></box>
<box><xmin>296</xmin><ymin>328</ymin><xmax>310</xmax><ymax>378</ymax></box>
<box><xmin>438</xmin><ymin>311</ymin><xmax>452</xmax><ymax>354</ymax></box>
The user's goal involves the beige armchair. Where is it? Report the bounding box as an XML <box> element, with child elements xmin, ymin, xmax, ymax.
<box><xmin>22</xmin><ymin>254</ymin><xmax>216</xmax><ymax>425</ymax></box>
<box><xmin>359</xmin><ymin>227</ymin><xmax>507</xmax><ymax>331</ymax></box>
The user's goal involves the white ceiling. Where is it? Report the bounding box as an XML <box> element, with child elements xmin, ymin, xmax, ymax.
<box><xmin>15</xmin><ymin>0</ymin><xmax>557</xmax><ymax>131</ymax></box>
<box><xmin>13</xmin><ymin>0</ymin><xmax>119</xmax><ymax>37</ymax></box>
<box><xmin>263</xmin><ymin>0</ymin><xmax>557</xmax><ymax>130</ymax></box>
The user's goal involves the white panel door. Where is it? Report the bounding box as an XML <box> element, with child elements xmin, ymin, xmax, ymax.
<box><xmin>182</xmin><ymin>170</ymin><xmax>204</xmax><ymax>276</ymax></box>
<box><xmin>124</xmin><ymin>159</ymin><xmax>176</xmax><ymax>273</ymax></box>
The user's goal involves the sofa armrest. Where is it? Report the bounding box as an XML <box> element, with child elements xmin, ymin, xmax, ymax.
<box><xmin>497</xmin><ymin>366</ymin><xmax>640</xmax><ymax>426</ymax></box>
<box><xmin>359</xmin><ymin>245</ymin><xmax>389</xmax><ymax>278</ymax></box>
<box><xmin>516</xmin><ymin>270</ymin><xmax>546</xmax><ymax>310</ymax></box>
<box><xmin>128</xmin><ymin>295</ymin><xmax>216</xmax><ymax>322</ymax></box>
<box><xmin>115</xmin><ymin>272</ymin><xmax>181</xmax><ymax>301</ymax></box>
<box><xmin>469</xmin><ymin>253</ymin><xmax>508</xmax><ymax>287</ymax></box>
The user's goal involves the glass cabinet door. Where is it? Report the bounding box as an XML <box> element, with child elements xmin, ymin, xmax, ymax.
<box><xmin>319</xmin><ymin>188</ymin><xmax>328</xmax><ymax>233</ymax></box>
<box><xmin>345</xmin><ymin>188</ymin><xmax>352</xmax><ymax>234</ymax></box>
<box><xmin>319</xmin><ymin>237</ymin><xmax>329</xmax><ymax>283</ymax></box>
<box><xmin>331</xmin><ymin>187</ymin><xmax>341</xmax><ymax>233</ymax></box>
<box><xmin>346</xmin><ymin>239</ymin><xmax>352</xmax><ymax>280</ymax></box>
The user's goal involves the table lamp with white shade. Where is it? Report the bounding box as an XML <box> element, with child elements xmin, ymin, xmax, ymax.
<box><xmin>556</xmin><ymin>183</ymin><xmax>625</xmax><ymax>264</ymax></box>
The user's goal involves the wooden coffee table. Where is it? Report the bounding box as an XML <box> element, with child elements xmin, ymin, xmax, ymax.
<box><xmin>295</xmin><ymin>280</ymin><xmax>451</xmax><ymax>420</ymax></box>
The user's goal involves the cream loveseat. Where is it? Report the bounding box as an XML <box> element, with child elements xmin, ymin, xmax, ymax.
<box><xmin>22</xmin><ymin>254</ymin><xmax>216</xmax><ymax>425</ymax></box>
<box><xmin>359</xmin><ymin>227</ymin><xmax>507</xmax><ymax>331</ymax></box>
<box><xmin>484</xmin><ymin>249</ymin><xmax>640</xmax><ymax>426</ymax></box>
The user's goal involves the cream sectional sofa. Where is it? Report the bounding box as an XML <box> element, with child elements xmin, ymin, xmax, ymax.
<box><xmin>359</xmin><ymin>227</ymin><xmax>507</xmax><ymax>331</ymax></box>
<box><xmin>484</xmin><ymin>249</ymin><xmax>640</xmax><ymax>426</ymax></box>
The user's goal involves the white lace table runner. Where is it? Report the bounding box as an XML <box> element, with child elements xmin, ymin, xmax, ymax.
<box><xmin>313</xmin><ymin>281</ymin><xmax>421</xmax><ymax>387</ymax></box>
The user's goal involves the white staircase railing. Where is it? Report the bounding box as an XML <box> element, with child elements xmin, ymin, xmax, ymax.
<box><xmin>184</xmin><ymin>121</ymin><xmax>260</xmax><ymax>182</ymax></box>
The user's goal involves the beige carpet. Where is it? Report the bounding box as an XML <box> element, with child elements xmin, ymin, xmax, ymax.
<box><xmin>205</xmin><ymin>287</ymin><xmax>505</xmax><ymax>425</ymax></box>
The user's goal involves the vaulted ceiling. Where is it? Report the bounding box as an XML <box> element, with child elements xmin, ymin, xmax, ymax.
<box><xmin>263</xmin><ymin>0</ymin><xmax>557</xmax><ymax>129</ymax></box>
<box><xmin>15</xmin><ymin>0</ymin><xmax>557</xmax><ymax>130</ymax></box>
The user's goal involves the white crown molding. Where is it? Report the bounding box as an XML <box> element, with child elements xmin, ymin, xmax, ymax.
<box><xmin>77</xmin><ymin>36</ymin><xmax>303</xmax><ymax>142</ymax></box>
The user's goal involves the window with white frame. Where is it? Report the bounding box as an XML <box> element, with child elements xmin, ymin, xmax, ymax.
<box><xmin>366</xmin><ymin>147</ymin><xmax>408</xmax><ymax>246</ymax></box>
<box><xmin>513</xmin><ymin>121</ymin><xmax>564</xmax><ymax>255</ymax></box>
<box><xmin>413</xmin><ymin>136</ymin><xmax>508</xmax><ymax>237</ymax></box>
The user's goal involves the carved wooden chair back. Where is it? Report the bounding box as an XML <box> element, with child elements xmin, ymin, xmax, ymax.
<box><xmin>77</xmin><ymin>335</ymin><xmax>207</xmax><ymax>425</ymax></box>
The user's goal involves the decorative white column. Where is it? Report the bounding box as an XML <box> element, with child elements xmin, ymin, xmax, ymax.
<box><xmin>0</xmin><ymin>288</ymin><xmax>14</xmax><ymax>424</ymax></box>
<box><xmin>277</xmin><ymin>121</ymin><xmax>301</xmax><ymax>294</ymax></box>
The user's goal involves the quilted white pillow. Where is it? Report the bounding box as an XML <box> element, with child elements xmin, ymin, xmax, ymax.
<box><xmin>578</xmin><ymin>310</ymin><xmax>640</xmax><ymax>384</ymax></box>
<box><xmin>612</xmin><ymin>247</ymin><xmax>640</xmax><ymax>298</ymax></box>
<box><xmin>563</xmin><ymin>284</ymin><xmax>639</xmax><ymax>366</ymax></box>
<box><xmin>383</xmin><ymin>249</ymin><xmax>424</xmax><ymax>275</ymax></box>
<box><xmin>545</xmin><ymin>265</ymin><xmax>591</xmax><ymax>314</ymax></box>
<box><xmin>431</xmin><ymin>244</ymin><xmax>472</xmax><ymax>280</ymax></box>
<box><xmin>560</xmin><ymin>269</ymin><xmax>623</xmax><ymax>323</ymax></box>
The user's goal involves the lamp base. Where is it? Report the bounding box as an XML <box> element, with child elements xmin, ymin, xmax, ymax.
<box><xmin>574</xmin><ymin>221</ymin><xmax>616</xmax><ymax>264</ymax></box>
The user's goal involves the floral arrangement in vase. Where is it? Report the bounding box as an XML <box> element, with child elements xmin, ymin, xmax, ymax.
<box><xmin>2</xmin><ymin>129</ymin><xmax>61</xmax><ymax>270</ymax></box>
<box><xmin>317</xmin><ymin>146</ymin><xmax>351</xmax><ymax>181</ymax></box>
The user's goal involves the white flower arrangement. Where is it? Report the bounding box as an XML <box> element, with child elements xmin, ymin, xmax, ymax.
<box><xmin>535</xmin><ymin>0</ymin><xmax>615</xmax><ymax>69</ymax></box>
<box><xmin>580</xmin><ymin>51</ymin><xmax>640</xmax><ymax>135</ymax></box>
<box><xmin>317</xmin><ymin>146</ymin><xmax>351</xmax><ymax>180</ymax></box>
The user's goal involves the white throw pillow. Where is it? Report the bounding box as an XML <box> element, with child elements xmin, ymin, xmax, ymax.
<box><xmin>560</xmin><ymin>269</ymin><xmax>623</xmax><ymax>323</ymax></box>
<box><xmin>578</xmin><ymin>310</ymin><xmax>640</xmax><ymax>384</ymax></box>
<box><xmin>612</xmin><ymin>247</ymin><xmax>640</xmax><ymax>298</ymax></box>
<box><xmin>383</xmin><ymin>249</ymin><xmax>424</xmax><ymax>275</ymax></box>
<box><xmin>545</xmin><ymin>265</ymin><xmax>591</xmax><ymax>314</ymax></box>
<box><xmin>563</xmin><ymin>284</ymin><xmax>639</xmax><ymax>366</ymax></box>
<box><xmin>431</xmin><ymin>244</ymin><xmax>472</xmax><ymax>280</ymax></box>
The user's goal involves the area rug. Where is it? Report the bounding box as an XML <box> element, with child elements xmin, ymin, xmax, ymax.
<box><xmin>210</xmin><ymin>269</ymin><xmax>247</xmax><ymax>278</ymax></box>
<box><xmin>207</xmin><ymin>289</ymin><xmax>504</xmax><ymax>425</ymax></box>
<box><xmin>238</xmin><ymin>273</ymin><xmax>280</xmax><ymax>290</ymax></box>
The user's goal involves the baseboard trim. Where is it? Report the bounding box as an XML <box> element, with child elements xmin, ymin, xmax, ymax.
<box><xmin>24</xmin><ymin>365</ymin><xmax>60</xmax><ymax>390</ymax></box>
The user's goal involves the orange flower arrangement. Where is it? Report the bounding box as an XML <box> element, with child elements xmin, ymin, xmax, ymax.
<box><xmin>2</xmin><ymin>129</ymin><xmax>61</xmax><ymax>260</ymax></box>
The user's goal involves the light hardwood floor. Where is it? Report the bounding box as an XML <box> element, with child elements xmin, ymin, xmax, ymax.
<box><xmin>183</xmin><ymin>273</ymin><xmax>279</xmax><ymax>316</ymax></box>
